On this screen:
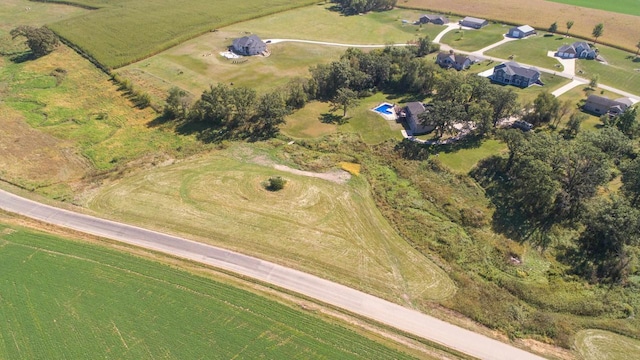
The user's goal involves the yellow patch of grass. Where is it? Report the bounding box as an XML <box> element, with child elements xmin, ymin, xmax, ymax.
<box><xmin>339</xmin><ymin>162</ymin><xmax>361</xmax><ymax>176</ymax></box>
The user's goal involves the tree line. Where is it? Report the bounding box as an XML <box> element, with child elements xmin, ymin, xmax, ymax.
<box><xmin>473</xmin><ymin>122</ymin><xmax>640</xmax><ymax>283</ymax></box>
<box><xmin>332</xmin><ymin>0</ymin><xmax>397</xmax><ymax>14</ymax></box>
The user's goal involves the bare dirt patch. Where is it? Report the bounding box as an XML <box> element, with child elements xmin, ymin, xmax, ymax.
<box><xmin>402</xmin><ymin>0</ymin><xmax>640</xmax><ymax>52</ymax></box>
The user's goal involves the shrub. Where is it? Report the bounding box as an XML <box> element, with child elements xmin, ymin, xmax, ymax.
<box><xmin>265</xmin><ymin>176</ymin><xmax>286</xmax><ymax>191</ymax></box>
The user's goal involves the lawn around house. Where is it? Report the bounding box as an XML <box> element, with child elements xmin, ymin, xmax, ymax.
<box><xmin>439</xmin><ymin>23</ymin><xmax>509</xmax><ymax>52</ymax></box>
<box><xmin>484</xmin><ymin>34</ymin><xmax>567</xmax><ymax>71</ymax></box>
<box><xmin>576</xmin><ymin>46</ymin><xmax>640</xmax><ymax>96</ymax></box>
<box><xmin>0</xmin><ymin>223</ymin><xmax>419</xmax><ymax>360</ymax></box>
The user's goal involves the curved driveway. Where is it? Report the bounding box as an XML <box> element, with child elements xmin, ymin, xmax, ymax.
<box><xmin>0</xmin><ymin>189</ymin><xmax>546</xmax><ymax>360</ymax></box>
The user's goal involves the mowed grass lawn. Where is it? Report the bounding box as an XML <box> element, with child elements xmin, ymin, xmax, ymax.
<box><xmin>89</xmin><ymin>146</ymin><xmax>456</xmax><ymax>306</ymax></box>
<box><xmin>485</xmin><ymin>35</ymin><xmax>568</xmax><ymax>71</ymax></box>
<box><xmin>46</xmin><ymin>0</ymin><xmax>316</xmax><ymax>68</ymax></box>
<box><xmin>546</xmin><ymin>0</ymin><xmax>640</xmax><ymax>16</ymax></box>
<box><xmin>574</xmin><ymin>329</ymin><xmax>640</xmax><ymax>360</ymax></box>
<box><xmin>576</xmin><ymin>46</ymin><xmax>640</xmax><ymax>96</ymax></box>
<box><xmin>436</xmin><ymin>139</ymin><xmax>507</xmax><ymax>174</ymax></box>
<box><xmin>118</xmin><ymin>32</ymin><xmax>346</xmax><ymax>97</ymax></box>
<box><xmin>224</xmin><ymin>5</ymin><xmax>447</xmax><ymax>45</ymax></box>
<box><xmin>0</xmin><ymin>224</ymin><xmax>418</xmax><ymax>360</ymax></box>
<box><xmin>440</xmin><ymin>24</ymin><xmax>508</xmax><ymax>52</ymax></box>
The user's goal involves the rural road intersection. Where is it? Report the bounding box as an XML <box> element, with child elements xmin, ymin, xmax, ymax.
<box><xmin>0</xmin><ymin>188</ymin><xmax>546</xmax><ymax>360</ymax></box>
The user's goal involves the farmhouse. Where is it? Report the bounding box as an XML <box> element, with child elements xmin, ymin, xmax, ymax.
<box><xmin>556</xmin><ymin>41</ymin><xmax>596</xmax><ymax>59</ymax></box>
<box><xmin>419</xmin><ymin>14</ymin><xmax>449</xmax><ymax>25</ymax></box>
<box><xmin>491</xmin><ymin>61</ymin><xmax>541</xmax><ymax>88</ymax></box>
<box><xmin>459</xmin><ymin>17</ymin><xmax>488</xmax><ymax>29</ymax></box>
<box><xmin>402</xmin><ymin>102</ymin><xmax>434</xmax><ymax>135</ymax></box>
<box><xmin>231</xmin><ymin>35</ymin><xmax>267</xmax><ymax>56</ymax></box>
<box><xmin>436</xmin><ymin>51</ymin><xmax>474</xmax><ymax>71</ymax></box>
<box><xmin>507</xmin><ymin>25</ymin><xmax>536</xmax><ymax>38</ymax></box>
<box><xmin>583</xmin><ymin>95</ymin><xmax>632</xmax><ymax>116</ymax></box>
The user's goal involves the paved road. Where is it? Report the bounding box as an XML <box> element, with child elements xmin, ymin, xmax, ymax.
<box><xmin>0</xmin><ymin>189</ymin><xmax>547</xmax><ymax>360</ymax></box>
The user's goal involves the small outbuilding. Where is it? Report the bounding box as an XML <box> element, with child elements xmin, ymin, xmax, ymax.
<box><xmin>583</xmin><ymin>95</ymin><xmax>632</xmax><ymax>116</ymax></box>
<box><xmin>507</xmin><ymin>25</ymin><xmax>536</xmax><ymax>38</ymax></box>
<box><xmin>419</xmin><ymin>14</ymin><xmax>449</xmax><ymax>25</ymax></box>
<box><xmin>459</xmin><ymin>16</ymin><xmax>488</xmax><ymax>29</ymax></box>
<box><xmin>231</xmin><ymin>35</ymin><xmax>267</xmax><ymax>56</ymax></box>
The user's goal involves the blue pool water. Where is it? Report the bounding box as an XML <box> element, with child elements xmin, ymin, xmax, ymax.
<box><xmin>373</xmin><ymin>103</ymin><xmax>394</xmax><ymax>115</ymax></box>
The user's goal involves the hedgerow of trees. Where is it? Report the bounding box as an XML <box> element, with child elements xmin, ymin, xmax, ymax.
<box><xmin>332</xmin><ymin>0</ymin><xmax>397</xmax><ymax>14</ymax></box>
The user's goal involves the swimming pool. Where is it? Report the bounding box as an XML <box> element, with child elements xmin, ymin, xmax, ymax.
<box><xmin>373</xmin><ymin>103</ymin><xmax>394</xmax><ymax>115</ymax></box>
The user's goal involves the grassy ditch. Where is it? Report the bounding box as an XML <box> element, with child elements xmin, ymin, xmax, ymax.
<box><xmin>0</xmin><ymin>223</ymin><xmax>419</xmax><ymax>359</ymax></box>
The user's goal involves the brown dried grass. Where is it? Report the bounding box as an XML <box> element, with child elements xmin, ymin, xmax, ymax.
<box><xmin>400</xmin><ymin>0</ymin><xmax>640</xmax><ymax>52</ymax></box>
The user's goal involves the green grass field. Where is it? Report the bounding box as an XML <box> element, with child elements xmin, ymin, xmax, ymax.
<box><xmin>510</xmin><ymin>73</ymin><xmax>571</xmax><ymax>105</ymax></box>
<box><xmin>576</xmin><ymin>46</ymin><xmax>640</xmax><ymax>96</ymax></box>
<box><xmin>574</xmin><ymin>329</ymin><xmax>640</xmax><ymax>360</ymax></box>
<box><xmin>0</xmin><ymin>223</ymin><xmax>419</xmax><ymax>359</ymax></box>
<box><xmin>283</xmin><ymin>101</ymin><xmax>339</xmax><ymax>139</ymax></box>
<box><xmin>117</xmin><ymin>32</ymin><xmax>346</xmax><ymax>97</ymax></box>
<box><xmin>485</xmin><ymin>35</ymin><xmax>567</xmax><ymax>71</ymax></box>
<box><xmin>436</xmin><ymin>139</ymin><xmax>507</xmax><ymax>174</ymax></box>
<box><xmin>440</xmin><ymin>24</ymin><xmax>508</xmax><ymax>52</ymax></box>
<box><xmin>88</xmin><ymin>144</ymin><xmax>455</xmax><ymax>306</ymax></box>
<box><xmin>545</xmin><ymin>0</ymin><xmax>640</xmax><ymax>16</ymax></box>
<box><xmin>45</xmin><ymin>0</ymin><xmax>316</xmax><ymax>68</ymax></box>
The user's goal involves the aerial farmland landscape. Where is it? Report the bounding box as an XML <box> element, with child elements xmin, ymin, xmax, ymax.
<box><xmin>1</xmin><ymin>0</ymin><xmax>640</xmax><ymax>359</ymax></box>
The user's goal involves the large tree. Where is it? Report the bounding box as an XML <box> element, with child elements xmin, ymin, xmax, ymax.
<box><xmin>330</xmin><ymin>87</ymin><xmax>359</xmax><ymax>117</ymax></box>
<box><xmin>548</xmin><ymin>22</ymin><xmax>558</xmax><ymax>34</ymax></box>
<box><xmin>487</xmin><ymin>87</ymin><xmax>519</xmax><ymax>127</ymax></box>
<box><xmin>526</xmin><ymin>91</ymin><xmax>560</xmax><ymax>126</ymax></box>
<box><xmin>10</xmin><ymin>25</ymin><xmax>59</xmax><ymax>58</ymax></box>
<box><xmin>419</xmin><ymin>101</ymin><xmax>465</xmax><ymax>138</ymax></box>
<box><xmin>621</xmin><ymin>158</ymin><xmax>640</xmax><ymax>206</ymax></box>
<box><xmin>574</xmin><ymin>196</ymin><xmax>640</xmax><ymax>283</ymax></box>
<box><xmin>592</xmin><ymin>23</ymin><xmax>604</xmax><ymax>45</ymax></box>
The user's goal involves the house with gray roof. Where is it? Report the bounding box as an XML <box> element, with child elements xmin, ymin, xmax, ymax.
<box><xmin>419</xmin><ymin>14</ymin><xmax>449</xmax><ymax>25</ymax></box>
<box><xmin>491</xmin><ymin>61</ymin><xmax>541</xmax><ymax>88</ymax></box>
<box><xmin>507</xmin><ymin>25</ymin><xmax>536</xmax><ymax>38</ymax></box>
<box><xmin>231</xmin><ymin>35</ymin><xmax>267</xmax><ymax>56</ymax></box>
<box><xmin>459</xmin><ymin>17</ymin><xmax>488</xmax><ymax>29</ymax></box>
<box><xmin>436</xmin><ymin>51</ymin><xmax>474</xmax><ymax>71</ymax></box>
<box><xmin>583</xmin><ymin>95</ymin><xmax>632</xmax><ymax>116</ymax></box>
<box><xmin>556</xmin><ymin>41</ymin><xmax>596</xmax><ymax>59</ymax></box>
<box><xmin>402</xmin><ymin>102</ymin><xmax>434</xmax><ymax>135</ymax></box>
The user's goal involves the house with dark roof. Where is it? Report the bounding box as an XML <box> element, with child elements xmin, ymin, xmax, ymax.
<box><xmin>231</xmin><ymin>35</ymin><xmax>266</xmax><ymax>56</ymax></box>
<box><xmin>556</xmin><ymin>41</ymin><xmax>596</xmax><ymax>59</ymax></box>
<box><xmin>459</xmin><ymin>17</ymin><xmax>488</xmax><ymax>29</ymax></box>
<box><xmin>583</xmin><ymin>95</ymin><xmax>632</xmax><ymax>116</ymax></box>
<box><xmin>402</xmin><ymin>102</ymin><xmax>434</xmax><ymax>135</ymax></box>
<box><xmin>491</xmin><ymin>61</ymin><xmax>541</xmax><ymax>88</ymax></box>
<box><xmin>507</xmin><ymin>25</ymin><xmax>536</xmax><ymax>38</ymax></box>
<box><xmin>435</xmin><ymin>51</ymin><xmax>474</xmax><ymax>71</ymax></box>
<box><xmin>419</xmin><ymin>14</ymin><xmax>449</xmax><ymax>25</ymax></box>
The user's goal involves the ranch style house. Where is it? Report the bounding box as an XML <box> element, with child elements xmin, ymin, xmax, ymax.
<box><xmin>231</xmin><ymin>35</ymin><xmax>267</xmax><ymax>56</ymax></box>
<box><xmin>491</xmin><ymin>61</ymin><xmax>541</xmax><ymax>88</ymax></box>
<box><xmin>583</xmin><ymin>95</ymin><xmax>633</xmax><ymax>116</ymax></box>
<box><xmin>556</xmin><ymin>41</ymin><xmax>596</xmax><ymax>59</ymax></box>
<box><xmin>401</xmin><ymin>102</ymin><xmax>435</xmax><ymax>135</ymax></box>
<box><xmin>419</xmin><ymin>14</ymin><xmax>449</xmax><ymax>25</ymax></box>
<box><xmin>435</xmin><ymin>51</ymin><xmax>474</xmax><ymax>71</ymax></box>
